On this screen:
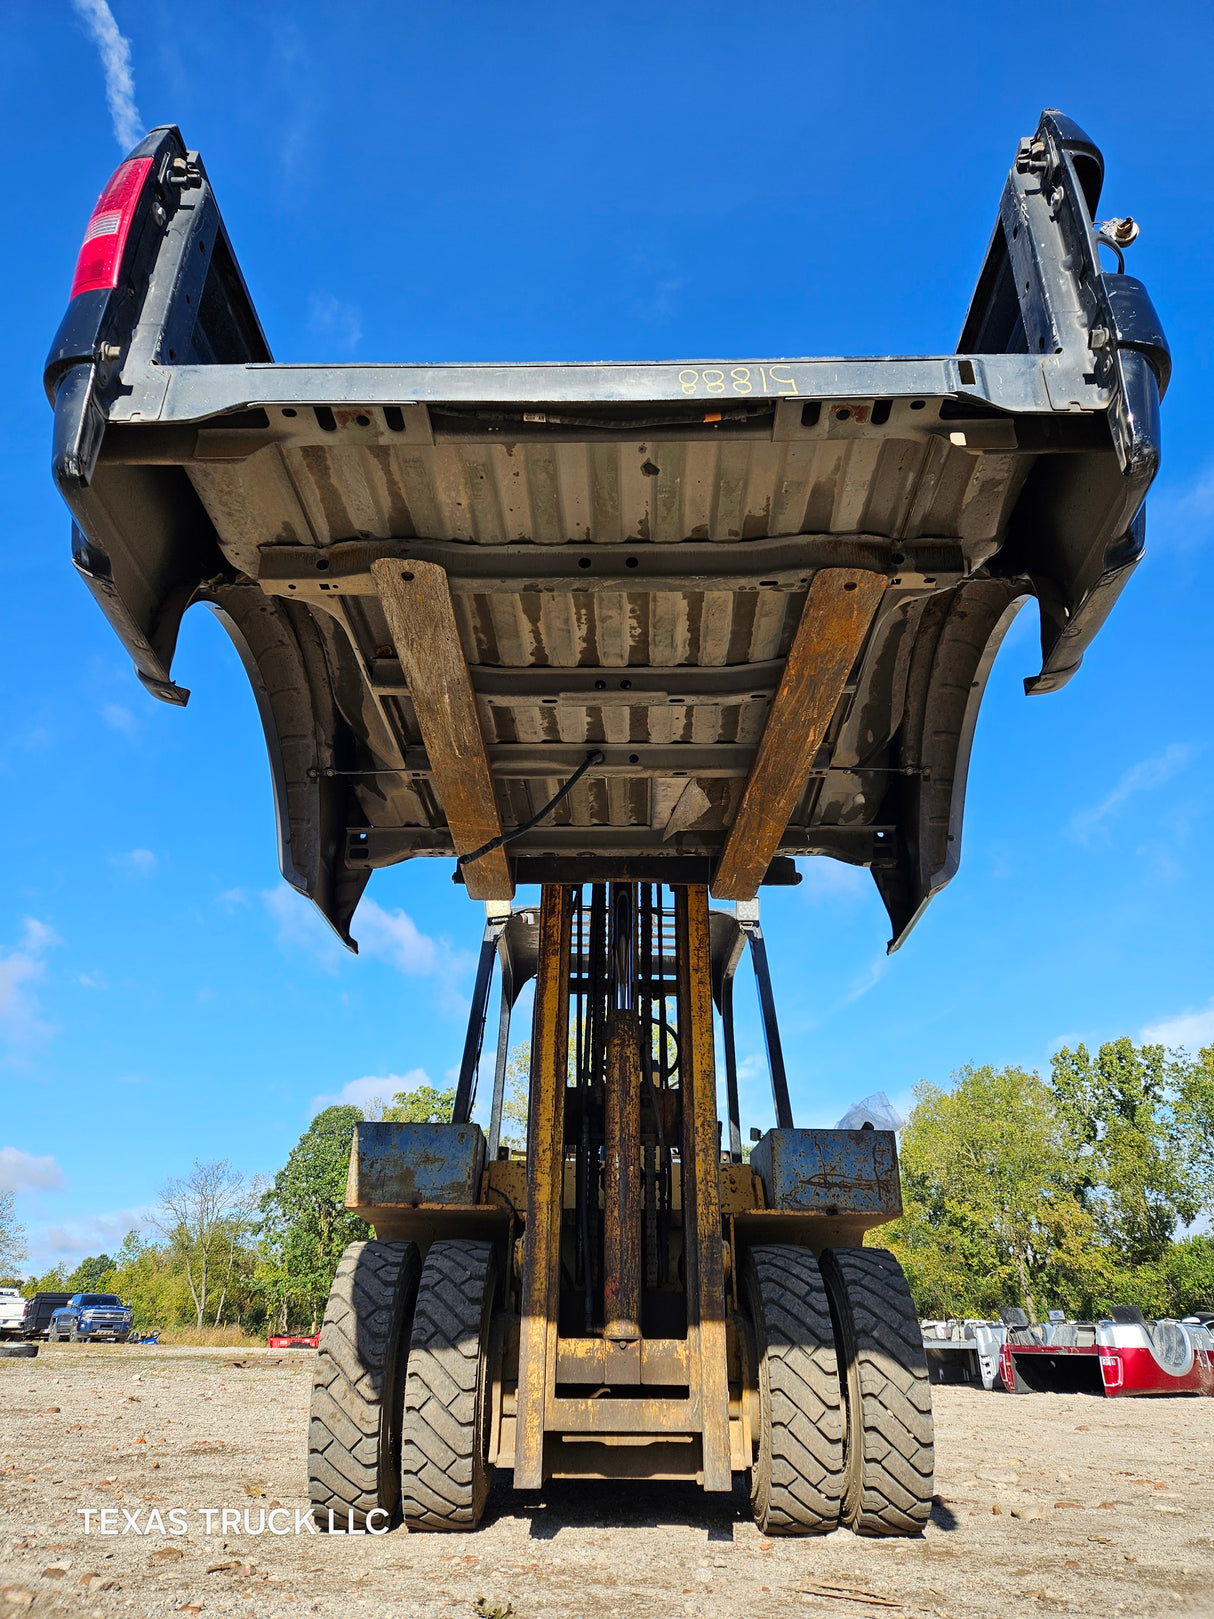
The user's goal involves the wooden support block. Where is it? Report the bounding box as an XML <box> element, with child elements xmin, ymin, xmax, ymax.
<box><xmin>370</xmin><ymin>557</ymin><xmax>513</xmax><ymax>900</ymax></box>
<box><xmin>712</xmin><ymin>568</ymin><xmax>886</xmax><ymax>900</ymax></box>
<box><xmin>514</xmin><ymin>884</ymin><xmax>573</xmax><ymax>1488</ymax></box>
<box><xmin>676</xmin><ymin>884</ymin><xmax>733</xmax><ymax>1492</ymax></box>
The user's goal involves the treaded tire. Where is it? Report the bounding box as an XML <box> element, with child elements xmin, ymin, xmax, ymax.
<box><xmin>309</xmin><ymin>1239</ymin><xmax>421</xmax><ymax>1531</ymax></box>
<box><xmin>0</xmin><ymin>1343</ymin><xmax>37</xmax><ymax>1358</ymax></box>
<box><xmin>400</xmin><ymin>1239</ymin><xmax>496</xmax><ymax>1531</ymax></box>
<box><xmin>742</xmin><ymin>1245</ymin><xmax>843</xmax><ymax>1536</ymax></box>
<box><xmin>820</xmin><ymin>1246</ymin><xmax>934</xmax><ymax>1537</ymax></box>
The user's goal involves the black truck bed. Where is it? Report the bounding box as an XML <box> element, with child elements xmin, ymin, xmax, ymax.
<box><xmin>45</xmin><ymin>111</ymin><xmax>1167</xmax><ymax>949</ymax></box>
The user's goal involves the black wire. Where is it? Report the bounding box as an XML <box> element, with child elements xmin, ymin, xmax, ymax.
<box><xmin>430</xmin><ymin>404</ymin><xmax>772</xmax><ymax>431</ymax></box>
<box><xmin>457</xmin><ymin>749</ymin><xmax>605</xmax><ymax>868</ymax></box>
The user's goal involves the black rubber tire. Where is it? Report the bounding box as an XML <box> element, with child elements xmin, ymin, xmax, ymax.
<box><xmin>0</xmin><ymin>1343</ymin><xmax>37</xmax><ymax>1358</ymax></box>
<box><xmin>741</xmin><ymin>1245</ymin><xmax>843</xmax><ymax>1536</ymax></box>
<box><xmin>69</xmin><ymin>1325</ymin><xmax>82</xmax><ymax>1344</ymax></box>
<box><xmin>819</xmin><ymin>1247</ymin><xmax>934</xmax><ymax>1537</ymax></box>
<box><xmin>400</xmin><ymin>1239</ymin><xmax>497</xmax><ymax>1531</ymax></box>
<box><xmin>308</xmin><ymin>1239</ymin><xmax>421</xmax><ymax>1532</ymax></box>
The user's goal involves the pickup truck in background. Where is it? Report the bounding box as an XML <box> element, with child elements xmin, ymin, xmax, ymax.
<box><xmin>48</xmin><ymin>1293</ymin><xmax>133</xmax><ymax>1343</ymax></box>
<box><xmin>0</xmin><ymin>1288</ymin><xmax>27</xmax><ymax>1339</ymax></box>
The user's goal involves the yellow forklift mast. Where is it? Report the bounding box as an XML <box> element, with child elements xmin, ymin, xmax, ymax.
<box><xmin>320</xmin><ymin>881</ymin><xmax>931</xmax><ymax>1535</ymax></box>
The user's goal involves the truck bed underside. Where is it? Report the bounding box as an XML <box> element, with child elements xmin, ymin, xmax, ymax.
<box><xmin>47</xmin><ymin>112</ymin><xmax>1167</xmax><ymax>948</ymax></box>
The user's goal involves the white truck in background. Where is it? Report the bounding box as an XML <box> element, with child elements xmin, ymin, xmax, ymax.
<box><xmin>0</xmin><ymin>1288</ymin><xmax>28</xmax><ymax>1340</ymax></box>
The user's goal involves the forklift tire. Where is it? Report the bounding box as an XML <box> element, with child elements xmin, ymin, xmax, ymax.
<box><xmin>819</xmin><ymin>1247</ymin><xmax>934</xmax><ymax>1537</ymax></box>
<box><xmin>742</xmin><ymin>1245</ymin><xmax>843</xmax><ymax>1536</ymax></box>
<box><xmin>309</xmin><ymin>1239</ymin><xmax>422</xmax><ymax>1532</ymax></box>
<box><xmin>400</xmin><ymin>1239</ymin><xmax>497</xmax><ymax>1531</ymax></box>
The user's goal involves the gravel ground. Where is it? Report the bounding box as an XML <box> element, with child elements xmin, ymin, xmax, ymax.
<box><xmin>2</xmin><ymin>1343</ymin><xmax>1212</xmax><ymax>1619</ymax></box>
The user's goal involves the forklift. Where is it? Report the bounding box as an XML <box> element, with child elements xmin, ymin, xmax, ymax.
<box><xmin>46</xmin><ymin>108</ymin><xmax>1165</xmax><ymax>1534</ymax></box>
<box><xmin>317</xmin><ymin>882</ymin><xmax>929</xmax><ymax>1534</ymax></box>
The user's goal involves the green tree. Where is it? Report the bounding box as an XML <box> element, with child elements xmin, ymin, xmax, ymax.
<box><xmin>66</xmin><ymin>1254</ymin><xmax>116</xmax><ymax>1293</ymax></box>
<box><xmin>150</xmin><ymin>1161</ymin><xmax>257</xmax><ymax>1328</ymax></box>
<box><xmin>104</xmin><ymin>1230</ymin><xmax>197</xmax><ymax>1333</ymax></box>
<box><xmin>258</xmin><ymin>1106</ymin><xmax>369</xmax><ymax>1332</ymax></box>
<box><xmin>885</xmin><ymin>1065</ymin><xmax>1093</xmax><ymax>1322</ymax></box>
<box><xmin>1050</xmin><ymin>1039</ymin><xmax>1198</xmax><ymax>1265</ymax></box>
<box><xmin>498</xmin><ymin>1044</ymin><xmax>531</xmax><ymax>1151</ymax></box>
<box><xmin>0</xmin><ymin>1189</ymin><xmax>27</xmax><ymax>1274</ymax></box>
<box><xmin>1176</xmin><ymin>1044</ymin><xmax>1214</xmax><ymax>1218</ymax></box>
<box><xmin>1162</xmin><ymin>1233</ymin><xmax>1214</xmax><ymax>1316</ymax></box>
<box><xmin>383</xmin><ymin>1082</ymin><xmax>456</xmax><ymax>1123</ymax></box>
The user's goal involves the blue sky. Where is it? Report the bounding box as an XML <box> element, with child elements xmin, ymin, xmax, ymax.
<box><xmin>2</xmin><ymin>2</ymin><xmax>1213</xmax><ymax>1266</ymax></box>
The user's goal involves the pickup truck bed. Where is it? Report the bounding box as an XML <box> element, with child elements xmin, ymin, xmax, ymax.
<box><xmin>45</xmin><ymin>111</ymin><xmax>1167</xmax><ymax>949</ymax></box>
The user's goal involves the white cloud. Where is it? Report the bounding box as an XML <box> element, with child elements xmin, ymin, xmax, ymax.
<box><xmin>71</xmin><ymin>0</ymin><xmax>142</xmax><ymax>151</ymax></box>
<box><xmin>109</xmin><ymin>848</ymin><xmax>157</xmax><ymax>877</ymax></box>
<box><xmin>355</xmin><ymin>898</ymin><xmax>439</xmax><ymax>975</ymax></box>
<box><xmin>797</xmin><ymin>857</ymin><xmax>869</xmax><ymax>902</ymax></box>
<box><xmin>21</xmin><ymin>920</ymin><xmax>60</xmax><ymax>954</ymax></box>
<box><xmin>262</xmin><ymin>886</ymin><xmax>469</xmax><ymax>1012</ymax></box>
<box><xmin>311</xmin><ymin>1068</ymin><xmax>434</xmax><ymax>1118</ymax></box>
<box><xmin>0</xmin><ymin>1148</ymin><xmax>64</xmax><ymax>1193</ymax></box>
<box><xmin>1068</xmin><ymin>743</ymin><xmax>1198</xmax><ymax>844</ymax></box>
<box><xmin>1150</xmin><ymin>464</ymin><xmax>1214</xmax><ymax>553</ymax></box>
<box><xmin>839</xmin><ymin>955</ymin><xmax>887</xmax><ymax>1005</ymax></box>
<box><xmin>102</xmin><ymin>702</ymin><xmax>139</xmax><ymax>739</ymax></box>
<box><xmin>216</xmin><ymin>888</ymin><xmax>249</xmax><ymax>912</ymax></box>
<box><xmin>1170</xmin><ymin>465</ymin><xmax>1214</xmax><ymax>520</ymax></box>
<box><xmin>1141</xmin><ymin>1001</ymin><xmax>1214</xmax><ymax>1052</ymax></box>
<box><xmin>0</xmin><ymin>919</ymin><xmax>61</xmax><ymax>1048</ymax></box>
<box><xmin>308</xmin><ymin>293</ymin><xmax>362</xmax><ymax>354</ymax></box>
<box><xmin>262</xmin><ymin>884</ymin><xmax>346</xmax><ymax>971</ymax></box>
<box><xmin>27</xmin><ymin>1207</ymin><xmax>151</xmax><ymax>1267</ymax></box>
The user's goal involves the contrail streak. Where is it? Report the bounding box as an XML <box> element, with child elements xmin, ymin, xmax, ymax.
<box><xmin>72</xmin><ymin>0</ymin><xmax>143</xmax><ymax>152</ymax></box>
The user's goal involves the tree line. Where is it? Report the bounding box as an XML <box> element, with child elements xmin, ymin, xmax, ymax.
<box><xmin>4</xmin><ymin>1083</ymin><xmax>455</xmax><ymax>1340</ymax></box>
<box><xmin>3</xmin><ymin>1036</ymin><xmax>1212</xmax><ymax>1336</ymax></box>
<box><xmin>884</xmin><ymin>1038</ymin><xmax>1214</xmax><ymax>1322</ymax></box>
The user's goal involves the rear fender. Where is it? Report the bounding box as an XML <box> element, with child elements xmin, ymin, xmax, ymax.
<box><xmin>201</xmin><ymin>584</ymin><xmax>372</xmax><ymax>949</ymax></box>
<box><xmin>874</xmin><ymin>581</ymin><xmax>1028</xmax><ymax>950</ymax></box>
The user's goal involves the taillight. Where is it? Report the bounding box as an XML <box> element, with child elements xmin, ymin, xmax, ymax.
<box><xmin>69</xmin><ymin>157</ymin><xmax>153</xmax><ymax>299</ymax></box>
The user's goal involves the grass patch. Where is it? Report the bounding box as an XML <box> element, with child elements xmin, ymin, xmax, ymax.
<box><xmin>155</xmin><ymin>1325</ymin><xmax>266</xmax><ymax>1348</ymax></box>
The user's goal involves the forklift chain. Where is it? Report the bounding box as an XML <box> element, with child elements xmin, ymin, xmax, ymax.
<box><xmin>743</xmin><ymin>1245</ymin><xmax>844</xmax><ymax>1535</ymax></box>
<box><xmin>819</xmin><ymin>1246</ymin><xmax>934</xmax><ymax>1537</ymax></box>
<box><xmin>308</xmin><ymin>1239</ymin><xmax>421</xmax><ymax>1530</ymax></box>
<box><xmin>400</xmin><ymin>1239</ymin><xmax>497</xmax><ymax>1531</ymax></box>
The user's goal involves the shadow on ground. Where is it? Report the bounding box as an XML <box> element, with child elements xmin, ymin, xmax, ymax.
<box><xmin>482</xmin><ymin>1476</ymin><xmax>750</xmax><ymax>1540</ymax></box>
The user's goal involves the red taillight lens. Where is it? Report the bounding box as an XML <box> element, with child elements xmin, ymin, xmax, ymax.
<box><xmin>69</xmin><ymin>157</ymin><xmax>154</xmax><ymax>299</ymax></box>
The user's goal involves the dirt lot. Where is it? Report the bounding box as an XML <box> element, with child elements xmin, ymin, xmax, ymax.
<box><xmin>1</xmin><ymin>1344</ymin><xmax>1212</xmax><ymax>1619</ymax></box>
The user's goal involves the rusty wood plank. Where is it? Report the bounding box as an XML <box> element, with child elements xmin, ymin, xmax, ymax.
<box><xmin>603</xmin><ymin>1006</ymin><xmax>642</xmax><ymax>1344</ymax></box>
<box><xmin>712</xmin><ymin>568</ymin><xmax>886</xmax><ymax>900</ymax></box>
<box><xmin>555</xmin><ymin>1337</ymin><xmax>690</xmax><ymax>1385</ymax></box>
<box><xmin>676</xmin><ymin>884</ymin><xmax>733</xmax><ymax>1492</ymax></box>
<box><xmin>547</xmin><ymin>1396</ymin><xmax>695</xmax><ymax>1434</ymax></box>
<box><xmin>370</xmin><ymin>556</ymin><xmax>513</xmax><ymax>900</ymax></box>
<box><xmin>513</xmin><ymin>884</ymin><xmax>573</xmax><ymax>1488</ymax></box>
